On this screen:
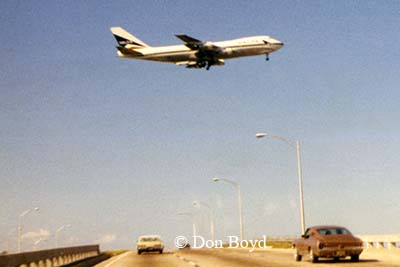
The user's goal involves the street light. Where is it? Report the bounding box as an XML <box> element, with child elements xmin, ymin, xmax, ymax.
<box><xmin>55</xmin><ymin>224</ymin><xmax>71</xmax><ymax>248</ymax></box>
<box><xmin>193</xmin><ymin>201</ymin><xmax>215</xmax><ymax>241</ymax></box>
<box><xmin>255</xmin><ymin>132</ymin><xmax>306</xmax><ymax>234</ymax></box>
<box><xmin>33</xmin><ymin>237</ymin><xmax>48</xmax><ymax>251</ymax></box>
<box><xmin>177</xmin><ymin>212</ymin><xmax>197</xmax><ymax>238</ymax></box>
<box><xmin>18</xmin><ymin>207</ymin><xmax>40</xmax><ymax>253</ymax></box>
<box><xmin>212</xmin><ymin>177</ymin><xmax>244</xmax><ymax>240</ymax></box>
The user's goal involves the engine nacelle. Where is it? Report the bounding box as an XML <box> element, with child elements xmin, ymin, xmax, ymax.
<box><xmin>200</xmin><ymin>42</ymin><xmax>224</xmax><ymax>54</ymax></box>
<box><xmin>186</xmin><ymin>61</ymin><xmax>203</xmax><ymax>68</ymax></box>
<box><xmin>213</xmin><ymin>59</ymin><xmax>225</xmax><ymax>66</ymax></box>
<box><xmin>203</xmin><ymin>41</ymin><xmax>214</xmax><ymax>50</ymax></box>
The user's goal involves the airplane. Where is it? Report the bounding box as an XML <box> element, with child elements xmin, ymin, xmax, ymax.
<box><xmin>110</xmin><ymin>27</ymin><xmax>284</xmax><ymax>70</ymax></box>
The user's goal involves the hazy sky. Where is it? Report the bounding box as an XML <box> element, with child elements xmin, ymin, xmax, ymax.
<box><xmin>1</xmin><ymin>1</ymin><xmax>400</xmax><ymax>251</ymax></box>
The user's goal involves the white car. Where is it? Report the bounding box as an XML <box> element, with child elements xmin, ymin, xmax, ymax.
<box><xmin>137</xmin><ymin>235</ymin><xmax>164</xmax><ymax>254</ymax></box>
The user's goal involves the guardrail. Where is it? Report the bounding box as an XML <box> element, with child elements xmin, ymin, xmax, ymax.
<box><xmin>0</xmin><ymin>245</ymin><xmax>99</xmax><ymax>267</ymax></box>
<box><xmin>358</xmin><ymin>235</ymin><xmax>400</xmax><ymax>249</ymax></box>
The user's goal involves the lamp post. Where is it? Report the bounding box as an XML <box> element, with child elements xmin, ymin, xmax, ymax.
<box><xmin>193</xmin><ymin>201</ymin><xmax>215</xmax><ymax>241</ymax></box>
<box><xmin>55</xmin><ymin>224</ymin><xmax>71</xmax><ymax>248</ymax></box>
<box><xmin>255</xmin><ymin>132</ymin><xmax>306</xmax><ymax>234</ymax></box>
<box><xmin>33</xmin><ymin>237</ymin><xmax>48</xmax><ymax>251</ymax></box>
<box><xmin>177</xmin><ymin>212</ymin><xmax>197</xmax><ymax>238</ymax></box>
<box><xmin>18</xmin><ymin>207</ymin><xmax>40</xmax><ymax>253</ymax></box>
<box><xmin>212</xmin><ymin>177</ymin><xmax>243</xmax><ymax>241</ymax></box>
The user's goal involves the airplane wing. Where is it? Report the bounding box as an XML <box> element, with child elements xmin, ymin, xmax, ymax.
<box><xmin>175</xmin><ymin>34</ymin><xmax>202</xmax><ymax>44</ymax></box>
<box><xmin>175</xmin><ymin>34</ymin><xmax>203</xmax><ymax>49</ymax></box>
<box><xmin>175</xmin><ymin>34</ymin><xmax>225</xmax><ymax>70</ymax></box>
<box><xmin>175</xmin><ymin>34</ymin><xmax>223</xmax><ymax>52</ymax></box>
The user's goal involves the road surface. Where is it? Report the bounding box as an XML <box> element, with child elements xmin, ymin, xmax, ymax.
<box><xmin>95</xmin><ymin>248</ymin><xmax>400</xmax><ymax>267</ymax></box>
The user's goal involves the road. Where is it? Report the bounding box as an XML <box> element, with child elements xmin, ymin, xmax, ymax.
<box><xmin>95</xmin><ymin>248</ymin><xmax>400</xmax><ymax>267</ymax></box>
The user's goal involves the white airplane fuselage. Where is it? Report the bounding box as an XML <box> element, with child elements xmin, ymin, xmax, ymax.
<box><xmin>118</xmin><ymin>36</ymin><xmax>283</xmax><ymax>63</ymax></box>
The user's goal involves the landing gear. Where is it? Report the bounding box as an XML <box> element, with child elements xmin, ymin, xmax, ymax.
<box><xmin>198</xmin><ymin>61</ymin><xmax>207</xmax><ymax>68</ymax></box>
<box><xmin>266</xmin><ymin>53</ymin><xmax>270</xmax><ymax>61</ymax></box>
<box><xmin>197</xmin><ymin>60</ymin><xmax>211</xmax><ymax>70</ymax></box>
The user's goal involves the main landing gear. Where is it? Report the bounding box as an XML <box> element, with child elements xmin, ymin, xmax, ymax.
<box><xmin>198</xmin><ymin>61</ymin><xmax>212</xmax><ymax>70</ymax></box>
<box><xmin>266</xmin><ymin>53</ymin><xmax>270</xmax><ymax>61</ymax></box>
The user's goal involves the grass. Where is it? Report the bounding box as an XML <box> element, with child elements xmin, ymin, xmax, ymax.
<box><xmin>263</xmin><ymin>240</ymin><xmax>293</xmax><ymax>249</ymax></box>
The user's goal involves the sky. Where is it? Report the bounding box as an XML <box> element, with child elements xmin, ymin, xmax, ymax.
<box><xmin>1</xmin><ymin>1</ymin><xmax>400</xmax><ymax>251</ymax></box>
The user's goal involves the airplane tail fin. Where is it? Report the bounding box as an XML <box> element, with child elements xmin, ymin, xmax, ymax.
<box><xmin>110</xmin><ymin>27</ymin><xmax>150</xmax><ymax>48</ymax></box>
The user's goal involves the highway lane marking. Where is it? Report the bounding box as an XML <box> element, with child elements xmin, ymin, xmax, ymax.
<box><xmin>102</xmin><ymin>251</ymin><xmax>134</xmax><ymax>267</ymax></box>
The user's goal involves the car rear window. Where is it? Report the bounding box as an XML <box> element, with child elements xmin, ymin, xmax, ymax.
<box><xmin>140</xmin><ymin>237</ymin><xmax>160</xmax><ymax>242</ymax></box>
<box><xmin>317</xmin><ymin>228</ymin><xmax>350</xmax><ymax>235</ymax></box>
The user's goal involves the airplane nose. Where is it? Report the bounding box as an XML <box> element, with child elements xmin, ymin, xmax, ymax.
<box><xmin>269</xmin><ymin>38</ymin><xmax>284</xmax><ymax>48</ymax></box>
<box><xmin>273</xmin><ymin>41</ymin><xmax>284</xmax><ymax>50</ymax></box>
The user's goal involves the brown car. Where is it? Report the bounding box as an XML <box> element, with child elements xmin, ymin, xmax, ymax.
<box><xmin>292</xmin><ymin>225</ymin><xmax>363</xmax><ymax>262</ymax></box>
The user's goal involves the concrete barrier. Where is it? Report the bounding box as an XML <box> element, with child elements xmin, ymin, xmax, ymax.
<box><xmin>60</xmin><ymin>253</ymin><xmax>110</xmax><ymax>267</ymax></box>
<box><xmin>0</xmin><ymin>245</ymin><xmax>99</xmax><ymax>267</ymax></box>
<box><xmin>358</xmin><ymin>235</ymin><xmax>400</xmax><ymax>249</ymax></box>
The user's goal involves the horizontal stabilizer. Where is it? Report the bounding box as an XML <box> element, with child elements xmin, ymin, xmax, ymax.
<box><xmin>116</xmin><ymin>46</ymin><xmax>144</xmax><ymax>56</ymax></box>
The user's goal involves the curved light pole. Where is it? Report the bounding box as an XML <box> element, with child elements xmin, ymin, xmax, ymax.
<box><xmin>55</xmin><ymin>224</ymin><xmax>71</xmax><ymax>248</ymax></box>
<box><xmin>255</xmin><ymin>132</ymin><xmax>306</xmax><ymax>234</ymax></box>
<box><xmin>213</xmin><ymin>177</ymin><xmax>243</xmax><ymax>241</ymax></box>
<box><xmin>177</xmin><ymin>212</ymin><xmax>197</xmax><ymax>238</ymax></box>
<box><xmin>33</xmin><ymin>237</ymin><xmax>48</xmax><ymax>251</ymax></box>
<box><xmin>18</xmin><ymin>207</ymin><xmax>40</xmax><ymax>253</ymax></box>
<box><xmin>193</xmin><ymin>201</ymin><xmax>215</xmax><ymax>241</ymax></box>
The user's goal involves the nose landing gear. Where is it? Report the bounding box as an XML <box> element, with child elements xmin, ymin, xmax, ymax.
<box><xmin>266</xmin><ymin>53</ymin><xmax>270</xmax><ymax>61</ymax></box>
